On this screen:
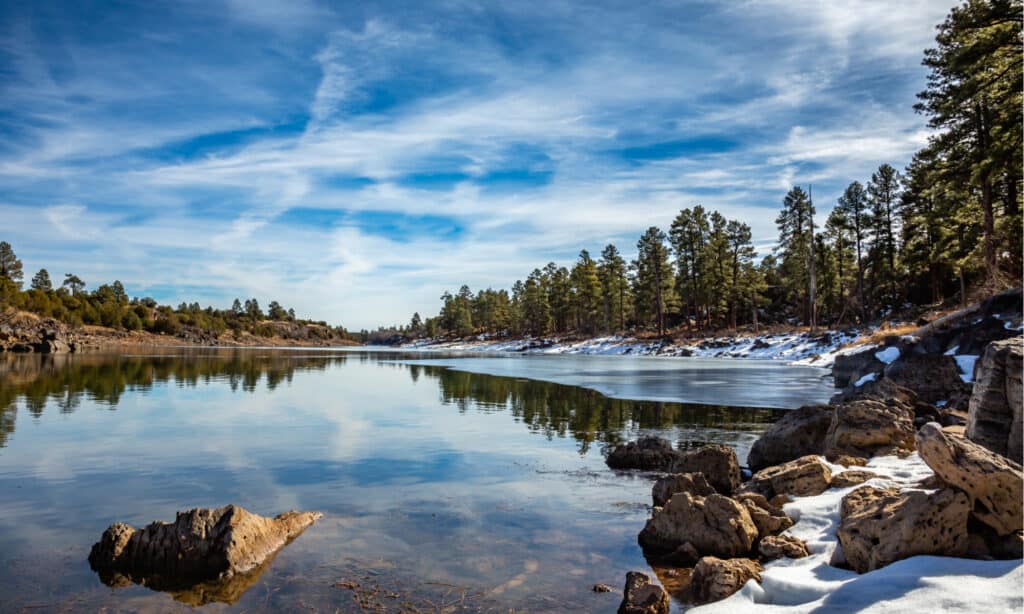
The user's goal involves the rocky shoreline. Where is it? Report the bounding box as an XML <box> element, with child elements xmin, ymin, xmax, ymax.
<box><xmin>610</xmin><ymin>290</ymin><xmax>1023</xmax><ymax>612</ymax></box>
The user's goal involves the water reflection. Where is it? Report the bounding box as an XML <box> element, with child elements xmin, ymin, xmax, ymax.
<box><xmin>1</xmin><ymin>350</ymin><xmax>781</xmax><ymax>456</ymax></box>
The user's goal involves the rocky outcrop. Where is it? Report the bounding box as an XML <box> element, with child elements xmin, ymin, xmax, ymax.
<box><xmin>740</xmin><ymin>456</ymin><xmax>832</xmax><ymax>499</ymax></box>
<box><xmin>966</xmin><ymin>337</ymin><xmax>1023</xmax><ymax>464</ymax></box>
<box><xmin>0</xmin><ymin>313</ymin><xmax>77</xmax><ymax>354</ymax></box>
<box><xmin>638</xmin><ymin>493</ymin><xmax>758</xmax><ymax>559</ymax></box>
<box><xmin>670</xmin><ymin>444</ymin><xmax>741</xmax><ymax>495</ymax></box>
<box><xmin>746</xmin><ymin>404</ymin><xmax>833</xmax><ymax>471</ymax></box>
<box><xmin>734</xmin><ymin>493</ymin><xmax>793</xmax><ymax>537</ymax></box>
<box><xmin>617</xmin><ymin>571</ymin><xmax>670</xmax><ymax>614</ymax></box>
<box><xmin>916</xmin><ymin>422</ymin><xmax>1023</xmax><ymax>536</ymax></box>
<box><xmin>607</xmin><ymin>437</ymin><xmax>680</xmax><ymax>471</ymax></box>
<box><xmin>830</xmin><ymin>470</ymin><xmax>881</xmax><ymax>488</ymax></box>
<box><xmin>89</xmin><ymin>505</ymin><xmax>322</xmax><ymax>586</ymax></box>
<box><xmin>836</xmin><ymin>486</ymin><xmax>970</xmax><ymax>573</ymax></box>
<box><xmin>652</xmin><ymin>472</ymin><xmax>715</xmax><ymax>508</ymax></box>
<box><xmin>758</xmin><ymin>534</ymin><xmax>810</xmax><ymax>561</ymax></box>
<box><xmin>607</xmin><ymin>438</ymin><xmax>740</xmax><ymax>494</ymax></box>
<box><xmin>823</xmin><ymin>399</ymin><xmax>915</xmax><ymax>459</ymax></box>
<box><xmin>884</xmin><ymin>353</ymin><xmax>968</xmax><ymax>405</ymax></box>
<box><xmin>833</xmin><ymin>346</ymin><xmax>886</xmax><ymax>389</ymax></box>
<box><xmin>690</xmin><ymin>557</ymin><xmax>761</xmax><ymax>604</ymax></box>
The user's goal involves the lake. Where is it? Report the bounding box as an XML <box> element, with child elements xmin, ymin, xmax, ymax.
<box><xmin>0</xmin><ymin>348</ymin><xmax>832</xmax><ymax>612</ymax></box>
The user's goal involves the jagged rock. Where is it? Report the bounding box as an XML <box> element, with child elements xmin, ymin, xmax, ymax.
<box><xmin>652</xmin><ymin>472</ymin><xmax>715</xmax><ymax>508</ymax></box>
<box><xmin>830</xmin><ymin>470</ymin><xmax>882</xmax><ymax>488</ymax></box>
<box><xmin>747</xmin><ymin>404</ymin><xmax>833</xmax><ymax>471</ymax></box>
<box><xmin>670</xmin><ymin>444</ymin><xmax>741</xmax><ymax>495</ymax></box>
<box><xmin>916</xmin><ymin>422</ymin><xmax>1023</xmax><ymax>536</ymax></box>
<box><xmin>734</xmin><ymin>493</ymin><xmax>793</xmax><ymax>537</ymax></box>
<box><xmin>758</xmin><ymin>534</ymin><xmax>810</xmax><ymax>561</ymax></box>
<box><xmin>592</xmin><ymin>583</ymin><xmax>614</xmax><ymax>593</ymax></box>
<box><xmin>833</xmin><ymin>346</ymin><xmax>885</xmax><ymax>389</ymax></box>
<box><xmin>607</xmin><ymin>437</ymin><xmax>679</xmax><ymax>471</ymax></box>
<box><xmin>966</xmin><ymin>337</ymin><xmax>1023</xmax><ymax>464</ymax></box>
<box><xmin>823</xmin><ymin>398</ymin><xmax>915</xmax><ymax>459</ymax></box>
<box><xmin>826</xmin><ymin>454</ymin><xmax>868</xmax><ymax>467</ymax></box>
<box><xmin>884</xmin><ymin>353</ymin><xmax>969</xmax><ymax>404</ymax></box>
<box><xmin>769</xmin><ymin>494</ymin><xmax>792</xmax><ymax>508</ymax></box>
<box><xmin>741</xmin><ymin>455</ymin><xmax>832</xmax><ymax>499</ymax></box>
<box><xmin>617</xmin><ymin>571</ymin><xmax>669</xmax><ymax>614</ymax></box>
<box><xmin>966</xmin><ymin>520</ymin><xmax>1024</xmax><ymax>560</ymax></box>
<box><xmin>836</xmin><ymin>486</ymin><xmax>970</xmax><ymax>573</ymax></box>
<box><xmin>638</xmin><ymin>493</ymin><xmax>758</xmax><ymax>558</ymax></box>
<box><xmin>89</xmin><ymin>505</ymin><xmax>322</xmax><ymax>586</ymax></box>
<box><xmin>690</xmin><ymin>557</ymin><xmax>762</xmax><ymax>604</ymax></box>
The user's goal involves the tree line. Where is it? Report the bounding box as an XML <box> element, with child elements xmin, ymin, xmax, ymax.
<box><xmin>401</xmin><ymin>0</ymin><xmax>1021</xmax><ymax>340</ymax></box>
<box><xmin>0</xmin><ymin>242</ymin><xmax>350</xmax><ymax>341</ymax></box>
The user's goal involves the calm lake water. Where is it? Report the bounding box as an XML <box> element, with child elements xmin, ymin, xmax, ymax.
<box><xmin>0</xmin><ymin>348</ymin><xmax>832</xmax><ymax>612</ymax></box>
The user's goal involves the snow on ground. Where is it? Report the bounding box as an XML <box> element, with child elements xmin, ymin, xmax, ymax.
<box><xmin>954</xmin><ymin>355</ymin><xmax>979</xmax><ymax>383</ymax></box>
<box><xmin>402</xmin><ymin>329</ymin><xmax>869</xmax><ymax>368</ymax></box>
<box><xmin>853</xmin><ymin>372</ymin><xmax>877</xmax><ymax>387</ymax></box>
<box><xmin>874</xmin><ymin>346</ymin><xmax>901</xmax><ymax>364</ymax></box>
<box><xmin>692</xmin><ymin>453</ymin><xmax>1024</xmax><ymax>613</ymax></box>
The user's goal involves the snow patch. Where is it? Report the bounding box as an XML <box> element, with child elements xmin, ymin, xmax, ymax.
<box><xmin>853</xmin><ymin>373</ymin><xmax>877</xmax><ymax>387</ymax></box>
<box><xmin>874</xmin><ymin>347</ymin><xmax>900</xmax><ymax>364</ymax></box>
<box><xmin>691</xmin><ymin>453</ymin><xmax>1023</xmax><ymax>613</ymax></box>
<box><xmin>954</xmin><ymin>355</ymin><xmax>979</xmax><ymax>383</ymax></box>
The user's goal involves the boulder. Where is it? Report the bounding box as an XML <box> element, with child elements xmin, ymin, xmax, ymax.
<box><xmin>826</xmin><ymin>454</ymin><xmax>868</xmax><ymax>467</ymax></box>
<box><xmin>734</xmin><ymin>493</ymin><xmax>793</xmax><ymax>537</ymax></box>
<box><xmin>89</xmin><ymin>505</ymin><xmax>322</xmax><ymax>585</ymax></box>
<box><xmin>884</xmin><ymin>353</ymin><xmax>969</xmax><ymax>405</ymax></box>
<box><xmin>916</xmin><ymin>422</ymin><xmax>1023</xmax><ymax>536</ymax></box>
<box><xmin>758</xmin><ymin>534</ymin><xmax>810</xmax><ymax>561</ymax></box>
<box><xmin>823</xmin><ymin>399</ymin><xmax>915</xmax><ymax>459</ymax></box>
<box><xmin>652</xmin><ymin>472</ymin><xmax>715</xmax><ymax>508</ymax></box>
<box><xmin>966</xmin><ymin>521</ymin><xmax>1024</xmax><ymax>560</ymax></box>
<box><xmin>638</xmin><ymin>493</ymin><xmax>758</xmax><ymax>558</ymax></box>
<box><xmin>966</xmin><ymin>337</ymin><xmax>1023</xmax><ymax>464</ymax></box>
<box><xmin>669</xmin><ymin>444</ymin><xmax>741</xmax><ymax>495</ymax></box>
<box><xmin>830</xmin><ymin>377</ymin><xmax>918</xmax><ymax>407</ymax></box>
<box><xmin>607</xmin><ymin>437</ymin><xmax>680</xmax><ymax>471</ymax></box>
<box><xmin>747</xmin><ymin>404</ymin><xmax>833</xmax><ymax>471</ymax></box>
<box><xmin>836</xmin><ymin>486</ymin><xmax>970</xmax><ymax>573</ymax></box>
<box><xmin>830</xmin><ymin>470</ymin><xmax>882</xmax><ymax>488</ymax></box>
<box><xmin>833</xmin><ymin>347</ymin><xmax>885</xmax><ymax>389</ymax></box>
<box><xmin>690</xmin><ymin>557</ymin><xmax>761</xmax><ymax>604</ymax></box>
<box><xmin>741</xmin><ymin>456</ymin><xmax>832</xmax><ymax>499</ymax></box>
<box><xmin>617</xmin><ymin>571</ymin><xmax>670</xmax><ymax>614</ymax></box>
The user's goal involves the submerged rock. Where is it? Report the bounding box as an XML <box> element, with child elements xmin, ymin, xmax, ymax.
<box><xmin>836</xmin><ymin>485</ymin><xmax>970</xmax><ymax>573</ymax></box>
<box><xmin>89</xmin><ymin>505</ymin><xmax>322</xmax><ymax>598</ymax></box>
<box><xmin>651</xmin><ymin>472</ymin><xmax>715</xmax><ymax>508</ymax></box>
<box><xmin>607</xmin><ymin>437</ymin><xmax>740</xmax><ymax>494</ymax></box>
<box><xmin>690</xmin><ymin>556</ymin><xmax>761</xmax><ymax>604</ymax></box>
<box><xmin>746</xmin><ymin>404</ymin><xmax>832</xmax><ymax>471</ymax></box>
<box><xmin>916</xmin><ymin>422</ymin><xmax>1023</xmax><ymax>536</ymax></box>
<box><xmin>639</xmin><ymin>493</ymin><xmax>758</xmax><ymax>559</ymax></box>
<box><xmin>607</xmin><ymin>436</ymin><xmax>679</xmax><ymax>471</ymax></box>
<box><xmin>741</xmin><ymin>455</ymin><xmax>832</xmax><ymax>499</ymax></box>
<box><xmin>617</xmin><ymin>571</ymin><xmax>670</xmax><ymax>614</ymax></box>
<box><xmin>966</xmin><ymin>337</ymin><xmax>1023</xmax><ymax>463</ymax></box>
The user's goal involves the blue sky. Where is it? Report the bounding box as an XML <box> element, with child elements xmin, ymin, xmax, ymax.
<box><xmin>0</xmin><ymin>0</ymin><xmax>957</xmax><ymax>329</ymax></box>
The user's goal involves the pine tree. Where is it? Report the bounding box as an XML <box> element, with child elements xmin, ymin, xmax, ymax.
<box><xmin>633</xmin><ymin>227</ymin><xmax>675</xmax><ymax>336</ymax></box>
<box><xmin>669</xmin><ymin>206</ymin><xmax>709</xmax><ymax>329</ymax></box>
<box><xmin>570</xmin><ymin>250</ymin><xmax>603</xmax><ymax>334</ymax></box>
<box><xmin>835</xmin><ymin>181</ymin><xmax>871</xmax><ymax>319</ymax></box>
<box><xmin>775</xmin><ymin>187</ymin><xmax>815</xmax><ymax>325</ymax></box>
<box><xmin>0</xmin><ymin>241</ymin><xmax>23</xmax><ymax>287</ymax></box>
<box><xmin>724</xmin><ymin>220</ymin><xmax>757</xmax><ymax>329</ymax></box>
<box><xmin>31</xmin><ymin>268</ymin><xmax>53</xmax><ymax>292</ymax></box>
<box><xmin>62</xmin><ymin>274</ymin><xmax>85</xmax><ymax>295</ymax></box>
<box><xmin>867</xmin><ymin>164</ymin><xmax>903</xmax><ymax>309</ymax></box>
<box><xmin>598</xmin><ymin>244</ymin><xmax>630</xmax><ymax>331</ymax></box>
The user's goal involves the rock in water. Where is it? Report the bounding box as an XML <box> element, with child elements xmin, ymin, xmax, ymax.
<box><xmin>916</xmin><ymin>422</ymin><xmax>1023</xmax><ymax>536</ymax></box>
<box><xmin>607</xmin><ymin>437</ymin><xmax>680</xmax><ymax>471</ymax></box>
<box><xmin>89</xmin><ymin>505</ymin><xmax>322</xmax><ymax>589</ymax></box>
<box><xmin>967</xmin><ymin>337</ymin><xmax>1023</xmax><ymax>464</ymax></box>
<box><xmin>836</xmin><ymin>486</ymin><xmax>970</xmax><ymax>573</ymax></box>
<box><xmin>638</xmin><ymin>493</ymin><xmax>758</xmax><ymax>558</ymax></box>
<box><xmin>823</xmin><ymin>398</ymin><xmax>915</xmax><ymax>459</ymax></box>
<box><xmin>651</xmin><ymin>472</ymin><xmax>715</xmax><ymax>508</ymax></box>
<box><xmin>741</xmin><ymin>455</ymin><xmax>832</xmax><ymax>498</ymax></box>
<box><xmin>690</xmin><ymin>557</ymin><xmax>762</xmax><ymax>604</ymax></box>
<box><xmin>746</xmin><ymin>404</ymin><xmax>833</xmax><ymax>471</ymax></box>
<box><xmin>617</xmin><ymin>571</ymin><xmax>669</xmax><ymax>614</ymax></box>
<box><xmin>758</xmin><ymin>534</ymin><xmax>810</xmax><ymax>561</ymax></box>
<box><xmin>669</xmin><ymin>444</ymin><xmax>741</xmax><ymax>495</ymax></box>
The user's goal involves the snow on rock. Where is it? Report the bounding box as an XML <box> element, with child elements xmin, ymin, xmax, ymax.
<box><xmin>874</xmin><ymin>347</ymin><xmax>901</xmax><ymax>364</ymax></box>
<box><xmin>691</xmin><ymin>453</ymin><xmax>1023</xmax><ymax>613</ymax></box>
<box><xmin>954</xmin><ymin>355</ymin><xmax>979</xmax><ymax>383</ymax></box>
<box><xmin>853</xmin><ymin>373</ymin><xmax>877</xmax><ymax>387</ymax></box>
